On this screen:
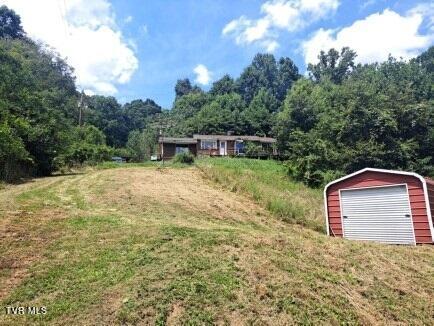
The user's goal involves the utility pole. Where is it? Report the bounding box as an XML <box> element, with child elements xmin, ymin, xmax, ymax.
<box><xmin>160</xmin><ymin>127</ymin><xmax>164</xmax><ymax>165</ymax></box>
<box><xmin>155</xmin><ymin>113</ymin><xmax>173</xmax><ymax>165</ymax></box>
<box><xmin>78</xmin><ymin>91</ymin><xmax>84</xmax><ymax>127</ymax></box>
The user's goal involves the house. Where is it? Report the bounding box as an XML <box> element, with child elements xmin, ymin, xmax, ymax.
<box><xmin>157</xmin><ymin>137</ymin><xmax>198</xmax><ymax>160</ymax></box>
<box><xmin>158</xmin><ymin>134</ymin><xmax>277</xmax><ymax>160</ymax></box>
<box><xmin>324</xmin><ymin>168</ymin><xmax>434</xmax><ymax>245</ymax></box>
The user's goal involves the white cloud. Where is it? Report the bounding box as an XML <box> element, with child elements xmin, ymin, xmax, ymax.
<box><xmin>263</xmin><ymin>40</ymin><xmax>279</xmax><ymax>52</ymax></box>
<box><xmin>193</xmin><ymin>64</ymin><xmax>212</xmax><ymax>85</ymax></box>
<box><xmin>409</xmin><ymin>3</ymin><xmax>434</xmax><ymax>31</ymax></box>
<box><xmin>222</xmin><ymin>0</ymin><xmax>340</xmax><ymax>52</ymax></box>
<box><xmin>0</xmin><ymin>0</ymin><xmax>139</xmax><ymax>95</ymax></box>
<box><xmin>142</xmin><ymin>24</ymin><xmax>148</xmax><ymax>35</ymax></box>
<box><xmin>124</xmin><ymin>15</ymin><xmax>133</xmax><ymax>23</ymax></box>
<box><xmin>244</xmin><ymin>18</ymin><xmax>271</xmax><ymax>43</ymax></box>
<box><xmin>360</xmin><ymin>0</ymin><xmax>376</xmax><ymax>10</ymax></box>
<box><xmin>302</xmin><ymin>8</ymin><xmax>434</xmax><ymax>65</ymax></box>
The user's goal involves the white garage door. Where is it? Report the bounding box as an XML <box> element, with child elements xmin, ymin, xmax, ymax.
<box><xmin>340</xmin><ymin>185</ymin><xmax>415</xmax><ymax>244</ymax></box>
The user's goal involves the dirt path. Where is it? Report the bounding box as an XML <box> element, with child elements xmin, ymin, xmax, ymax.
<box><xmin>79</xmin><ymin>167</ymin><xmax>279</xmax><ymax>230</ymax></box>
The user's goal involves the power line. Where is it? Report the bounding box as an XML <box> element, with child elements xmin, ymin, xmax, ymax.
<box><xmin>56</xmin><ymin>0</ymin><xmax>69</xmax><ymax>39</ymax></box>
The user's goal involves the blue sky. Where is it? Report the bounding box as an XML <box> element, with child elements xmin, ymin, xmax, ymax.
<box><xmin>113</xmin><ymin>0</ymin><xmax>433</xmax><ymax>107</ymax></box>
<box><xmin>2</xmin><ymin>0</ymin><xmax>433</xmax><ymax>108</ymax></box>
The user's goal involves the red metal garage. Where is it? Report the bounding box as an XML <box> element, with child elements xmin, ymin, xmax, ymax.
<box><xmin>324</xmin><ymin>168</ymin><xmax>434</xmax><ymax>245</ymax></box>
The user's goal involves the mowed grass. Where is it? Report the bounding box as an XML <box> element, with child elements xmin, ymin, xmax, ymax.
<box><xmin>0</xmin><ymin>161</ymin><xmax>433</xmax><ymax>325</ymax></box>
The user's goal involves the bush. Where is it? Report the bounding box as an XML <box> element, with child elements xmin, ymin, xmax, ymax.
<box><xmin>245</xmin><ymin>142</ymin><xmax>263</xmax><ymax>156</ymax></box>
<box><xmin>0</xmin><ymin>122</ymin><xmax>33</xmax><ymax>181</ymax></box>
<box><xmin>57</xmin><ymin>144</ymin><xmax>113</xmax><ymax>168</ymax></box>
<box><xmin>173</xmin><ymin>152</ymin><xmax>195</xmax><ymax>164</ymax></box>
<box><xmin>54</xmin><ymin>126</ymin><xmax>113</xmax><ymax>169</ymax></box>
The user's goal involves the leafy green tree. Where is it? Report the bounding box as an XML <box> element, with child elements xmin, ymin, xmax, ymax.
<box><xmin>172</xmin><ymin>92</ymin><xmax>209</xmax><ymax>120</ymax></box>
<box><xmin>242</xmin><ymin>89</ymin><xmax>278</xmax><ymax>136</ymax></box>
<box><xmin>0</xmin><ymin>36</ymin><xmax>78</xmax><ymax>178</ymax></box>
<box><xmin>414</xmin><ymin>45</ymin><xmax>434</xmax><ymax>73</ymax></box>
<box><xmin>192</xmin><ymin>93</ymin><xmax>245</xmax><ymax>134</ymax></box>
<box><xmin>276</xmin><ymin>78</ymin><xmax>328</xmax><ymax>135</ymax></box>
<box><xmin>74</xmin><ymin>125</ymin><xmax>106</xmax><ymax>145</ymax></box>
<box><xmin>126</xmin><ymin>128</ymin><xmax>158</xmax><ymax>162</ymax></box>
<box><xmin>170</xmin><ymin>92</ymin><xmax>211</xmax><ymax>135</ymax></box>
<box><xmin>237</xmin><ymin>53</ymin><xmax>278</xmax><ymax>104</ymax></box>
<box><xmin>276</xmin><ymin>57</ymin><xmax>300</xmax><ymax>101</ymax></box>
<box><xmin>124</xmin><ymin>98</ymin><xmax>162</xmax><ymax>131</ymax></box>
<box><xmin>0</xmin><ymin>5</ymin><xmax>25</xmax><ymax>39</ymax></box>
<box><xmin>194</xmin><ymin>103</ymin><xmax>231</xmax><ymax>135</ymax></box>
<box><xmin>308</xmin><ymin>47</ymin><xmax>357</xmax><ymax>84</ymax></box>
<box><xmin>245</xmin><ymin>141</ymin><xmax>263</xmax><ymax>156</ymax></box>
<box><xmin>209</xmin><ymin>74</ymin><xmax>235</xmax><ymax>95</ymax></box>
<box><xmin>86</xmin><ymin>95</ymin><xmax>129</xmax><ymax>147</ymax></box>
<box><xmin>175</xmin><ymin>78</ymin><xmax>193</xmax><ymax>98</ymax></box>
<box><xmin>236</xmin><ymin>53</ymin><xmax>300</xmax><ymax>105</ymax></box>
<box><xmin>56</xmin><ymin>125</ymin><xmax>112</xmax><ymax>168</ymax></box>
<box><xmin>278</xmin><ymin>47</ymin><xmax>434</xmax><ymax>186</ymax></box>
<box><xmin>174</xmin><ymin>78</ymin><xmax>202</xmax><ymax>99</ymax></box>
<box><xmin>0</xmin><ymin>121</ymin><xmax>31</xmax><ymax>181</ymax></box>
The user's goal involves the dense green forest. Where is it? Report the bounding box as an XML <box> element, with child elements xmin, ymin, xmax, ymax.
<box><xmin>1</xmin><ymin>5</ymin><xmax>433</xmax><ymax>186</ymax></box>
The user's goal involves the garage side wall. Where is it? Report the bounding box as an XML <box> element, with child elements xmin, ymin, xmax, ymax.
<box><xmin>426</xmin><ymin>180</ymin><xmax>434</xmax><ymax>230</ymax></box>
<box><xmin>326</xmin><ymin>171</ymin><xmax>433</xmax><ymax>244</ymax></box>
<box><xmin>161</xmin><ymin>143</ymin><xmax>176</xmax><ymax>160</ymax></box>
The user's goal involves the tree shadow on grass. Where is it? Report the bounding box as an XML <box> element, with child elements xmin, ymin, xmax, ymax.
<box><xmin>1</xmin><ymin>171</ymin><xmax>85</xmax><ymax>187</ymax></box>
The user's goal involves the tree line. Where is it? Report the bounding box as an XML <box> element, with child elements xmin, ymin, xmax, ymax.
<box><xmin>1</xmin><ymin>5</ymin><xmax>433</xmax><ymax>186</ymax></box>
<box><xmin>154</xmin><ymin>47</ymin><xmax>434</xmax><ymax>186</ymax></box>
<box><xmin>0</xmin><ymin>6</ymin><xmax>162</xmax><ymax>180</ymax></box>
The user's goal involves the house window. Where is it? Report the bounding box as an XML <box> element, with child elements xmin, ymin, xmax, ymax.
<box><xmin>200</xmin><ymin>140</ymin><xmax>217</xmax><ymax>149</ymax></box>
<box><xmin>235</xmin><ymin>140</ymin><xmax>245</xmax><ymax>154</ymax></box>
<box><xmin>176</xmin><ymin>146</ymin><xmax>189</xmax><ymax>154</ymax></box>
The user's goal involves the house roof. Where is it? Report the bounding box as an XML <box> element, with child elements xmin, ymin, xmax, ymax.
<box><xmin>192</xmin><ymin>134</ymin><xmax>276</xmax><ymax>143</ymax></box>
<box><xmin>324</xmin><ymin>167</ymin><xmax>427</xmax><ymax>193</ymax></box>
<box><xmin>158</xmin><ymin>137</ymin><xmax>197</xmax><ymax>144</ymax></box>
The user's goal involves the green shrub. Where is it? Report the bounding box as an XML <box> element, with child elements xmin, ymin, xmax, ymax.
<box><xmin>173</xmin><ymin>152</ymin><xmax>195</xmax><ymax>164</ymax></box>
<box><xmin>0</xmin><ymin>122</ymin><xmax>33</xmax><ymax>181</ymax></box>
<box><xmin>245</xmin><ymin>142</ymin><xmax>263</xmax><ymax>156</ymax></box>
<box><xmin>57</xmin><ymin>143</ymin><xmax>113</xmax><ymax>168</ymax></box>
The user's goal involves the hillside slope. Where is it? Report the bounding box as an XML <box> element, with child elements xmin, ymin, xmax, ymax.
<box><xmin>0</xmin><ymin>161</ymin><xmax>433</xmax><ymax>325</ymax></box>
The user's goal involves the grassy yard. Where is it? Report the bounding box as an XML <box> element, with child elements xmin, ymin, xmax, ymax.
<box><xmin>197</xmin><ymin>158</ymin><xmax>324</xmax><ymax>232</ymax></box>
<box><xmin>0</xmin><ymin>159</ymin><xmax>433</xmax><ymax>325</ymax></box>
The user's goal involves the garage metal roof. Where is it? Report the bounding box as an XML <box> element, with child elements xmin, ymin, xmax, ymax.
<box><xmin>158</xmin><ymin>137</ymin><xmax>197</xmax><ymax>144</ymax></box>
<box><xmin>192</xmin><ymin>134</ymin><xmax>276</xmax><ymax>143</ymax></box>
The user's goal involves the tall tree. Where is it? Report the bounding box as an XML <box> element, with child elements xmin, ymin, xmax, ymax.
<box><xmin>242</xmin><ymin>89</ymin><xmax>278</xmax><ymax>136</ymax></box>
<box><xmin>308</xmin><ymin>47</ymin><xmax>357</xmax><ymax>84</ymax></box>
<box><xmin>193</xmin><ymin>93</ymin><xmax>244</xmax><ymax>134</ymax></box>
<box><xmin>175</xmin><ymin>78</ymin><xmax>193</xmax><ymax>98</ymax></box>
<box><xmin>0</xmin><ymin>5</ymin><xmax>25</xmax><ymax>39</ymax></box>
<box><xmin>276</xmin><ymin>57</ymin><xmax>300</xmax><ymax>102</ymax></box>
<box><xmin>86</xmin><ymin>95</ymin><xmax>129</xmax><ymax>148</ymax></box>
<box><xmin>209</xmin><ymin>74</ymin><xmax>235</xmax><ymax>96</ymax></box>
<box><xmin>0</xmin><ymin>37</ymin><xmax>78</xmax><ymax>177</ymax></box>
<box><xmin>414</xmin><ymin>45</ymin><xmax>434</xmax><ymax>74</ymax></box>
<box><xmin>278</xmin><ymin>47</ymin><xmax>434</xmax><ymax>186</ymax></box>
<box><xmin>174</xmin><ymin>78</ymin><xmax>202</xmax><ymax>99</ymax></box>
<box><xmin>126</xmin><ymin>128</ymin><xmax>158</xmax><ymax>162</ymax></box>
<box><xmin>124</xmin><ymin>98</ymin><xmax>162</xmax><ymax>131</ymax></box>
<box><xmin>236</xmin><ymin>53</ymin><xmax>278</xmax><ymax>104</ymax></box>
